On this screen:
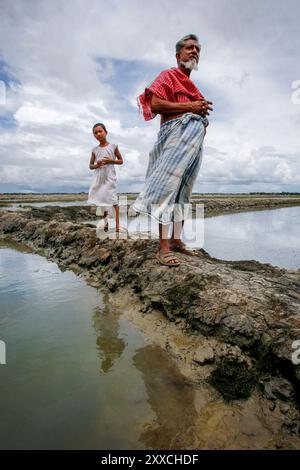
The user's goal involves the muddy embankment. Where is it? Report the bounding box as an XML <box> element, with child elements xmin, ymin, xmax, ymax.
<box><xmin>1</xmin><ymin>205</ymin><xmax>300</xmax><ymax>436</ymax></box>
<box><xmin>191</xmin><ymin>196</ymin><xmax>300</xmax><ymax>217</ymax></box>
<box><xmin>1</xmin><ymin>193</ymin><xmax>300</xmax><ymax>217</ymax></box>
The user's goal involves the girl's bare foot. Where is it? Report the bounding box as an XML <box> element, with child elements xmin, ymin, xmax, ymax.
<box><xmin>115</xmin><ymin>227</ymin><xmax>128</xmax><ymax>233</ymax></box>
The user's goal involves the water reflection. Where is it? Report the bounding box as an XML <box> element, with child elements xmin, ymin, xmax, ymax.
<box><xmin>203</xmin><ymin>207</ymin><xmax>300</xmax><ymax>269</ymax></box>
<box><xmin>133</xmin><ymin>345</ymin><xmax>199</xmax><ymax>449</ymax></box>
<box><xmin>92</xmin><ymin>290</ymin><xmax>126</xmax><ymax>374</ymax></box>
<box><xmin>0</xmin><ymin>201</ymin><xmax>88</xmax><ymax>211</ymax></box>
<box><xmin>1</xmin><ymin>246</ymin><xmax>300</xmax><ymax>449</ymax></box>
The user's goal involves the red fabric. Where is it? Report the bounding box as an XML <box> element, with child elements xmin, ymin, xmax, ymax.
<box><xmin>138</xmin><ymin>67</ymin><xmax>205</xmax><ymax>121</ymax></box>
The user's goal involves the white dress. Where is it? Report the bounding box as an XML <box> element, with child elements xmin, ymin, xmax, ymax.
<box><xmin>88</xmin><ymin>143</ymin><xmax>118</xmax><ymax>207</ymax></box>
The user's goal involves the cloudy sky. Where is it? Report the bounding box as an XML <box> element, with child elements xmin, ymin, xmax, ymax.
<box><xmin>0</xmin><ymin>0</ymin><xmax>300</xmax><ymax>194</ymax></box>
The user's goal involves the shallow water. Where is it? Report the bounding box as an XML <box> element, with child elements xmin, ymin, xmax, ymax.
<box><xmin>0</xmin><ymin>245</ymin><xmax>152</xmax><ymax>449</ymax></box>
<box><xmin>202</xmin><ymin>207</ymin><xmax>300</xmax><ymax>269</ymax></box>
<box><xmin>0</xmin><ymin>200</ymin><xmax>88</xmax><ymax>211</ymax></box>
<box><xmin>1</xmin><ymin>246</ymin><xmax>299</xmax><ymax>449</ymax></box>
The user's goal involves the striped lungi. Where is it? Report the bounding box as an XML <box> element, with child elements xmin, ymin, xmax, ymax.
<box><xmin>132</xmin><ymin>112</ymin><xmax>206</xmax><ymax>224</ymax></box>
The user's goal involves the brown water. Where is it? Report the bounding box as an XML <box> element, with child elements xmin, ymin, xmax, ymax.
<box><xmin>0</xmin><ymin>244</ymin><xmax>299</xmax><ymax>449</ymax></box>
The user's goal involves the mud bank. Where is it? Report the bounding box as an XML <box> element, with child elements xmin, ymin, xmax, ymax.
<box><xmin>190</xmin><ymin>195</ymin><xmax>300</xmax><ymax>217</ymax></box>
<box><xmin>1</xmin><ymin>193</ymin><xmax>300</xmax><ymax>218</ymax></box>
<box><xmin>1</xmin><ymin>206</ymin><xmax>300</xmax><ymax>438</ymax></box>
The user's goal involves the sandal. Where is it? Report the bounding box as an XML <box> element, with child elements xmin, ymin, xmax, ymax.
<box><xmin>170</xmin><ymin>241</ymin><xmax>199</xmax><ymax>257</ymax></box>
<box><xmin>156</xmin><ymin>251</ymin><xmax>181</xmax><ymax>267</ymax></box>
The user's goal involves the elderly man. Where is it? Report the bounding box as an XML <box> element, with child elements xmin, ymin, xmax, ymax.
<box><xmin>133</xmin><ymin>34</ymin><xmax>213</xmax><ymax>266</ymax></box>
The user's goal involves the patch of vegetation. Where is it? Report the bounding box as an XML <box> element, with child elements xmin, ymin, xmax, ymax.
<box><xmin>251</xmin><ymin>342</ymin><xmax>281</xmax><ymax>375</ymax></box>
<box><xmin>209</xmin><ymin>357</ymin><xmax>258</xmax><ymax>401</ymax></box>
<box><xmin>188</xmin><ymin>317</ymin><xmax>215</xmax><ymax>336</ymax></box>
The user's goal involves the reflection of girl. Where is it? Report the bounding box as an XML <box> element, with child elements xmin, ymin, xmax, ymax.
<box><xmin>93</xmin><ymin>291</ymin><xmax>126</xmax><ymax>375</ymax></box>
<box><xmin>88</xmin><ymin>123</ymin><xmax>123</xmax><ymax>232</ymax></box>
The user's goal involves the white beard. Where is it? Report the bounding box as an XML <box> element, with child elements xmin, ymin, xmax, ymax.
<box><xmin>179</xmin><ymin>59</ymin><xmax>198</xmax><ymax>71</ymax></box>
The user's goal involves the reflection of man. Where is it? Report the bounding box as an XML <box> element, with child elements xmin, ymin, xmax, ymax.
<box><xmin>133</xmin><ymin>34</ymin><xmax>213</xmax><ymax>267</ymax></box>
<box><xmin>133</xmin><ymin>346</ymin><xmax>198</xmax><ymax>449</ymax></box>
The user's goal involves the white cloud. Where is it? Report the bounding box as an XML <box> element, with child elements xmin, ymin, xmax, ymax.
<box><xmin>0</xmin><ymin>0</ymin><xmax>299</xmax><ymax>193</ymax></box>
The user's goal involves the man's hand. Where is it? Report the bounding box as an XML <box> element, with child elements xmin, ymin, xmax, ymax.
<box><xmin>150</xmin><ymin>94</ymin><xmax>214</xmax><ymax>124</ymax></box>
<box><xmin>190</xmin><ymin>99</ymin><xmax>213</xmax><ymax>116</ymax></box>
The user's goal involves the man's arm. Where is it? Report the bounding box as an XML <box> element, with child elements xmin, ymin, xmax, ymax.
<box><xmin>150</xmin><ymin>94</ymin><xmax>213</xmax><ymax>117</ymax></box>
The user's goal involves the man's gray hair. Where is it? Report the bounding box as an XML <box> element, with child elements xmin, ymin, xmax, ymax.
<box><xmin>175</xmin><ymin>34</ymin><xmax>200</xmax><ymax>54</ymax></box>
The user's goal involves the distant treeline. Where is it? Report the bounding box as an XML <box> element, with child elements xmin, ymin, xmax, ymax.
<box><xmin>248</xmin><ymin>192</ymin><xmax>300</xmax><ymax>195</ymax></box>
<box><xmin>0</xmin><ymin>192</ymin><xmax>87</xmax><ymax>195</ymax></box>
<box><xmin>0</xmin><ymin>191</ymin><xmax>299</xmax><ymax>196</ymax></box>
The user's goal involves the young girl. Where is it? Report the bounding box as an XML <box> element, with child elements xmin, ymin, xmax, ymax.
<box><xmin>88</xmin><ymin>123</ymin><xmax>123</xmax><ymax>232</ymax></box>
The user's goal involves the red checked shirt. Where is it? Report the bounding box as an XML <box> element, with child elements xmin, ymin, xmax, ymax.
<box><xmin>138</xmin><ymin>67</ymin><xmax>205</xmax><ymax>121</ymax></box>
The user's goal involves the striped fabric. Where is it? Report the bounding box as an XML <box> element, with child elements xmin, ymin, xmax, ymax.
<box><xmin>132</xmin><ymin>113</ymin><xmax>206</xmax><ymax>224</ymax></box>
<box><xmin>138</xmin><ymin>67</ymin><xmax>206</xmax><ymax>121</ymax></box>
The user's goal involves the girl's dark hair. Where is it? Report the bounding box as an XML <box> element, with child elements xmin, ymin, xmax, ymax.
<box><xmin>92</xmin><ymin>122</ymin><xmax>107</xmax><ymax>133</ymax></box>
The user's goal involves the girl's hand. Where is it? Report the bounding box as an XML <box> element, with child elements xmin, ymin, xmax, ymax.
<box><xmin>97</xmin><ymin>159</ymin><xmax>108</xmax><ymax>168</ymax></box>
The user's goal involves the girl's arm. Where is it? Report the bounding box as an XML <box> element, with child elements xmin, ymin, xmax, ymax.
<box><xmin>101</xmin><ymin>146</ymin><xmax>123</xmax><ymax>165</ymax></box>
<box><xmin>89</xmin><ymin>152</ymin><xmax>99</xmax><ymax>170</ymax></box>
<box><xmin>114</xmin><ymin>146</ymin><xmax>123</xmax><ymax>164</ymax></box>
